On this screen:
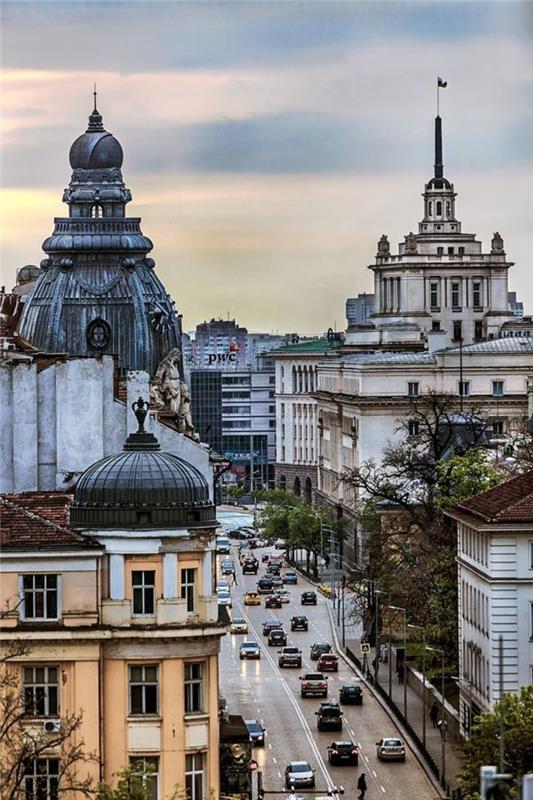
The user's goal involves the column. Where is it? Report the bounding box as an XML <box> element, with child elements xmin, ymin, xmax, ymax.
<box><xmin>202</xmin><ymin>548</ymin><xmax>213</xmax><ymax>596</ymax></box>
<box><xmin>397</xmin><ymin>276</ymin><xmax>401</xmax><ymax>312</ymax></box>
<box><xmin>109</xmin><ymin>554</ymin><xmax>125</xmax><ymax>600</ymax></box>
<box><xmin>163</xmin><ymin>552</ymin><xmax>178</xmax><ymax>599</ymax></box>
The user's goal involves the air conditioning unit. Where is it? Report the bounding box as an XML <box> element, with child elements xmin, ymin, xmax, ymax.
<box><xmin>43</xmin><ymin>719</ymin><xmax>61</xmax><ymax>734</ymax></box>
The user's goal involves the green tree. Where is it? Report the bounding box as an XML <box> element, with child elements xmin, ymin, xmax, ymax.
<box><xmin>435</xmin><ymin>448</ymin><xmax>505</xmax><ymax>509</ymax></box>
<box><xmin>458</xmin><ymin>686</ymin><xmax>533</xmax><ymax>799</ymax></box>
<box><xmin>96</xmin><ymin>765</ymin><xmax>187</xmax><ymax>800</ymax></box>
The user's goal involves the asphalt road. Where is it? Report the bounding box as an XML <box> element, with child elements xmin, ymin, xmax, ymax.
<box><xmin>218</xmin><ymin>544</ymin><xmax>438</xmax><ymax>800</ymax></box>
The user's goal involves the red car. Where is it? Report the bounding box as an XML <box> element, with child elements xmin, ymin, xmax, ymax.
<box><xmin>317</xmin><ymin>653</ymin><xmax>339</xmax><ymax>672</ymax></box>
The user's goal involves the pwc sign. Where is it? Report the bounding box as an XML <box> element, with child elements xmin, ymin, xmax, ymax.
<box><xmin>207</xmin><ymin>352</ymin><xmax>238</xmax><ymax>366</ymax></box>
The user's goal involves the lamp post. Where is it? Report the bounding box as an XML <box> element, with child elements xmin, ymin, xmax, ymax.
<box><xmin>341</xmin><ymin>574</ymin><xmax>346</xmax><ymax>648</ymax></box>
<box><xmin>361</xmin><ymin>578</ymin><xmax>381</xmax><ymax>683</ymax></box>
<box><xmin>426</xmin><ymin>645</ymin><xmax>446</xmax><ymax>790</ymax></box>
<box><xmin>451</xmin><ymin>674</ymin><xmax>474</xmax><ymax>740</ymax></box>
<box><xmin>408</xmin><ymin>623</ymin><xmax>427</xmax><ymax>748</ymax></box>
<box><xmin>388</xmin><ymin>605</ymin><xmax>407</xmax><ymax>720</ymax></box>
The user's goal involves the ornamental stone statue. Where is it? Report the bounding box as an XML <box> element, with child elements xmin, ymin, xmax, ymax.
<box><xmin>151</xmin><ymin>349</ymin><xmax>199</xmax><ymax>441</ymax></box>
<box><xmin>491</xmin><ymin>232</ymin><xmax>505</xmax><ymax>254</ymax></box>
<box><xmin>377</xmin><ymin>234</ymin><xmax>390</xmax><ymax>256</ymax></box>
<box><xmin>405</xmin><ymin>231</ymin><xmax>418</xmax><ymax>255</ymax></box>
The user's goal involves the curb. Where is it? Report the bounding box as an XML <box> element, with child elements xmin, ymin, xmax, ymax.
<box><xmin>325</xmin><ymin>602</ymin><xmax>447</xmax><ymax>799</ymax></box>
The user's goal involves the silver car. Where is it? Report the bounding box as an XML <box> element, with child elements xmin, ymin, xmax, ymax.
<box><xmin>285</xmin><ymin>761</ymin><xmax>315</xmax><ymax>789</ymax></box>
<box><xmin>217</xmin><ymin>590</ymin><xmax>232</xmax><ymax>608</ymax></box>
<box><xmin>376</xmin><ymin>737</ymin><xmax>406</xmax><ymax>762</ymax></box>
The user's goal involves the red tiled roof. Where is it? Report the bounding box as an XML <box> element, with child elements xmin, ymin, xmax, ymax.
<box><xmin>451</xmin><ymin>471</ymin><xmax>533</xmax><ymax>523</ymax></box>
<box><xmin>0</xmin><ymin>492</ymin><xmax>100</xmax><ymax>550</ymax></box>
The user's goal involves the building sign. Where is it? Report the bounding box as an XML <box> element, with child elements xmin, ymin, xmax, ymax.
<box><xmin>207</xmin><ymin>351</ymin><xmax>238</xmax><ymax>366</ymax></box>
<box><xmin>360</xmin><ymin>642</ymin><xmax>371</xmax><ymax>654</ymax></box>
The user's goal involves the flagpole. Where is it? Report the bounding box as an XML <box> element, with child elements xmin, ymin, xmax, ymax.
<box><xmin>437</xmin><ymin>79</ymin><xmax>439</xmax><ymax>117</ymax></box>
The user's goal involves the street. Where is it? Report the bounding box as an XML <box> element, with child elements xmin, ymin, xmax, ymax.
<box><xmin>218</xmin><ymin>532</ymin><xmax>438</xmax><ymax>800</ymax></box>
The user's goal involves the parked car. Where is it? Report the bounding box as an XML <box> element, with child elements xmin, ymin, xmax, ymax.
<box><xmin>268</xmin><ymin>629</ymin><xmax>287</xmax><ymax>647</ymax></box>
<box><xmin>317</xmin><ymin>653</ymin><xmax>339</xmax><ymax>672</ymax></box>
<box><xmin>327</xmin><ymin>741</ymin><xmax>358</xmax><ymax>766</ymax></box>
<box><xmin>239</xmin><ymin>641</ymin><xmax>261</xmax><ymax>660</ymax></box>
<box><xmin>230</xmin><ymin>617</ymin><xmax>248</xmax><ymax>634</ymax></box>
<box><xmin>291</xmin><ymin>615</ymin><xmax>308</xmax><ymax>631</ymax></box>
<box><xmin>257</xmin><ymin>577</ymin><xmax>274</xmax><ymax>594</ymax></box>
<box><xmin>245</xmin><ymin>719</ymin><xmax>266</xmax><ymax>746</ymax></box>
<box><xmin>262</xmin><ymin>620</ymin><xmax>283</xmax><ymax>636</ymax></box>
<box><xmin>244</xmin><ymin>591</ymin><xmax>261</xmax><ymax>606</ymax></box>
<box><xmin>284</xmin><ymin>762</ymin><xmax>315</xmax><ymax>790</ymax></box>
<box><xmin>283</xmin><ymin>571</ymin><xmax>298</xmax><ymax>585</ymax></box>
<box><xmin>300</xmin><ymin>672</ymin><xmax>328</xmax><ymax>698</ymax></box>
<box><xmin>316</xmin><ymin>702</ymin><xmax>343</xmax><ymax>732</ymax></box>
<box><xmin>376</xmin><ymin>737</ymin><xmax>406</xmax><ymax>762</ymax></box>
<box><xmin>301</xmin><ymin>591</ymin><xmax>317</xmax><ymax>605</ymax></box>
<box><xmin>265</xmin><ymin>594</ymin><xmax>282</xmax><ymax>609</ymax></box>
<box><xmin>278</xmin><ymin>646</ymin><xmax>302</xmax><ymax>668</ymax></box>
<box><xmin>310</xmin><ymin>642</ymin><xmax>332</xmax><ymax>660</ymax></box>
<box><xmin>339</xmin><ymin>684</ymin><xmax>363</xmax><ymax>705</ymax></box>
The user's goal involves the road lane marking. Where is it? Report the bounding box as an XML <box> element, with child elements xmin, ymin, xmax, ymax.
<box><xmin>272</xmin><ymin>757</ymin><xmax>277</xmax><ymax>764</ymax></box>
<box><xmin>372</xmin><ymin>770</ymin><xmax>377</xmax><ymax>778</ymax></box>
<box><xmin>380</xmin><ymin>786</ymin><xmax>386</xmax><ymax>794</ymax></box>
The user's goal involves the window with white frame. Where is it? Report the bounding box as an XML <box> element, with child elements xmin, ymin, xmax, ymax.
<box><xmin>407</xmin><ymin>382</ymin><xmax>419</xmax><ymax>398</ymax></box>
<box><xmin>459</xmin><ymin>381</ymin><xmax>471</xmax><ymax>397</ymax></box>
<box><xmin>21</xmin><ymin>575</ymin><xmax>59</xmax><ymax>620</ymax></box>
<box><xmin>492</xmin><ymin>381</ymin><xmax>504</xmax><ymax>397</ymax></box>
<box><xmin>132</xmin><ymin>571</ymin><xmax>155</xmax><ymax>616</ymax></box>
<box><xmin>185</xmin><ymin>752</ymin><xmax>205</xmax><ymax>800</ymax></box>
<box><xmin>25</xmin><ymin>758</ymin><xmax>59</xmax><ymax>800</ymax></box>
<box><xmin>451</xmin><ymin>282</ymin><xmax>461</xmax><ymax>307</ymax></box>
<box><xmin>129</xmin><ymin>756</ymin><xmax>159</xmax><ymax>800</ymax></box>
<box><xmin>181</xmin><ymin>568</ymin><xmax>197</xmax><ymax>613</ymax></box>
<box><xmin>430</xmin><ymin>282</ymin><xmax>439</xmax><ymax>308</ymax></box>
<box><xmin>492</xmin><ymin>420</ymin><xmax>504</xmax><ymax>436</ymax></box>
<box><xmin>472</xmin><ymin>281</ymin><xmax>482</xmax><ymax>307</ymax></box>
<box><xmin>23</xmin><ymin>666</ymin><xmax>59</xmax><ymax>717</ymax></box>
<box><xmin>184</xmin><ymin>662</ymin><xmax>204</xmax><ymax>713</ymax></box>
<box><xmin>129</xmin><ymin>665</ymin><xmax>158</xmax><ymax>715</ymax></box>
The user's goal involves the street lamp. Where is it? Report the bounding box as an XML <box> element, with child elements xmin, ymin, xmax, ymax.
<box><xmin>388</xmin><ymin>605</ymin><xmax>407</xmax><ymax>721</ymax></box>
<box><xmin>426</xmin><ymin>645</ymin><xmax>446</xmax><ymax>790</ymax></box>
<box><xmin>408</xmin><ymin>623</ymin><xmax>426</xmax><ymax>748</ymax></box>
<box><xmin>451</xmin><ymin>674</ymin><xmax>474</xmax><ymax>739</ymax></box>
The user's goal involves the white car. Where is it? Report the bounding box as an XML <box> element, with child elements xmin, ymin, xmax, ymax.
<box><xmin>376</xmin><ymin>737</ymin><xmax>406</xmax><ymax>762</ymax></box>
<box><xmin>275</xmin><ymin>538</ymin><xmax>286</xmax><ymax>549</ymax></box>
<box><xmin>276</xmin><ymin>590</ymin><xmax>291</xmax><ymax>604</ymax></box>
<box><xmin>230</xmin><ymin>617</ymin><xmax>249</xmax><ymax>634</ymax></box>
<box><xmin>217</xmin><ymin>580</ymin><xmax>230</xmax><ymax>592</ymax></box>
<box><xmin>285</xmin><ymin>761</ymin><xmax>315</xmax><ymax>789</ymax></box>
<box><xmin>217</xmin><ymin>590</ymin><xmax>232</xmax><ymax>608</ymax></box>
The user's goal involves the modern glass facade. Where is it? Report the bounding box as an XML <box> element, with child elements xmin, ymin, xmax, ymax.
<box><xmin>190</xmin><ymin>371</ymin><xmax>223</xmax><ymax>454</ymax></box>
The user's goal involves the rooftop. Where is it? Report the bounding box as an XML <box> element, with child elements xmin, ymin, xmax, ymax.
<box><xmin>341</xmin><ymin>351</ymin><xmax>436</xmax><ymax>366</ymax></box>
<box><xmin>445</xmin><ymin>337</ymin><xmax>533</xmax><ymax>355</ymax></box>
<box><xmin>269</xmin><ymin>337</ymin><xmax>337</xmax><ymax>355</ymax></box>
<box><xmin>0</xmin><ymin>492</ymin><xmax>100</xmax><ymax>550</ymax></box>
<box><xmin>450</xmin><ymin>471</ymin><xmax>533</xmax><ymax>524</ymax></box>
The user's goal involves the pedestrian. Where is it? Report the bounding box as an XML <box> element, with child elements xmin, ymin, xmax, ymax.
<box><xmin>397</xmin><ymin>663</ymin><xmax>404</xmax><ymax>684</ymax></box>
<box><xmin>437</xmin><ymin>718</ymin><xmax>448</xmax><ymax>740</ymax></box>
<box><xmin>430</xmin><ymin>701</ymin><xmax>439</xmax><ymax>728</ymax></box>
<box><xmin>357</xmin><ymin>772</ymin><xmax>367</xmax><ymax>800</ymax></box>
<box><xmin>231</xmin><ymin>569</ymin><xmax>237</xmax><ymax>586</ymax></box>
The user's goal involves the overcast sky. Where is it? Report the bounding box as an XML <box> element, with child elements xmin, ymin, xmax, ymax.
<box><xmin>1</xmin><ymin>0</ymin><xmax>532</xmax><ymax>333</ymax></box>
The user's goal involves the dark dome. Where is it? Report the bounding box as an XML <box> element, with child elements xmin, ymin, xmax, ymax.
<box><xmin>70</xmin><ymin>429</ymin><xmax>215</xmax><ymax>530</ymax></box>
<box><xmin>69</xmin><ymin>131</ymin><xmax>123</xmax><ymax>170</ymax></box>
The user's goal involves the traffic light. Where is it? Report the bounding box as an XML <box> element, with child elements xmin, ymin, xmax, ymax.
<box><xmin>480</xmin><ymin>766</ymin><xmax>513</xmax><ymax>800</ymax></box>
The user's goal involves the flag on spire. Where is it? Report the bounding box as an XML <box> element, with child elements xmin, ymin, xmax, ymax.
<box><xmin>438</xmin><ymin>76</ymin><xmax>448</xmax><ymax>88</ymax></box>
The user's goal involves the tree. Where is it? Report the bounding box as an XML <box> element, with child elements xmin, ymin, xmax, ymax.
<box><xmin>458</xmin><ymin>686</ymin><xmax>533</xmax><ymax>799</ymax></box>
<box><xmin>96</xmin><ymin>764</ymin><xmax>189</xmax><ymax>800</ymax></box>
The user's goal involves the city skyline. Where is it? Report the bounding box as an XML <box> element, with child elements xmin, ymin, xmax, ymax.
<box><xmin>1</xmin><ymin>0</ymin><xmax>532</xmax><ymax>332</ymax></box>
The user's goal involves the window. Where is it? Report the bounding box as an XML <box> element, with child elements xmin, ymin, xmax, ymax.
<box><xmin>473</xmin><ymin>282</ymin><xmax>481</xmax><ymax>307</ymax></box>
<box><xmin>448</xmin><ymin>247</ymin><xmax>454</xmax><ymax>255</ymax></box>
<box><xmin>269</xmin><ymin>420</ymin><xmax>276</xmax><ymax>428</ymax></box>
<box><xmin>475</xmin><ymin>321</ymin><xmax>483</xmax><ymax>341</ymax></box>
<box><xmin>185</xmin><ymin>753</ymin><xmax>205</xmax><ymax>800</ymax></box>
<box><xmin>459</xmin><ymin>381</ymin><xmax>470</xmax><ymax>397</ymax></box>
<box><xmin>129</xmin><ymin>665</ymin><xmax>158</xmax><ymax>715</ymax></box>
<box><xmin>25</xmin><ymin>759</ymin><xmax>59</xmax><ymax>800</ymax></box>
<box><xmin>181</xmin><ymin>568</ymin><xmax>196</xmax><ymax>613</ymax></box>
<box><xmin>430</xmin><ymin>282</ymin><xmax>439</xmax><ymax>308</ymax></box>
<box><xmin>269</xmin><ymin>391</ymin><xmax>275</xmax><ymax>399</ymax></box>
<box><xmin>22</xmin><ymin>575</ymin><xmax>59</xmax><ymax>620</ymax></box>
<box><xmin>224</xmin><ymin>420</ymin><xmax>251</xmax><ymax>429</ymax></box>
<box><xmin>269</xmin><ymin>376</ymin><xmax>276</xmax><ymax>384</ymax></box>
<box><xmin>458</xmin><ymin>246</ymin><xmax>465</xmax><ymax>255</ymax></box>
<box><xmin>451</xmin><ymin>282</ymin><xmax>460</xmax><ymax>308</ymax></box>
<box><xmin>91</xmin><ymin>204</ymin><xmax>104</xmax><ymax>218</ymax></box>
<box><xmin>492</xmin><ymin>420</ymin><xmax>504</xmax><ymax>436</ymax></box>
<box><xmin>436</xmin><ymin>201</ymin><xmax>442</xmax><ymax>216</ymax></box>
<box><xmin>184</xmin><ymin>662</ymin><xmax>204</xmax><ymax>713</ymax></box>
<box><xmin>446</xmin><ymin>201</ymin><xmax>451</xmax><ymax>218</ymax></box>
<box><xmin>408</xmin><ymin>420</ymin><xmax>420</xmax><ymax>437</ymax></box>
<box><xmin>132</xmin><ymin>571</ymin><xmax>155</xmax><ymax>616</ymax></box>
<box><xmin>530</xmin><ymin>541</ymin><xmax>533</xmax><ymax>569</ymax></box>
<box><xmin>269</xmin><ymin>405</ymin><xmax>276</xmax><ymax>413</ymax></box>
<box><xmin>408</xmin><ymin>382</ymin><xmax>419</xmax><ymax>398</ymax></box>
<box><xmin>453</xmin><ymin>321</ymin><xmax>462</xmax><ymax>342</ymax></box>
<box><xmin>129</xmin><ymin>757</ymin><xmax>159</xmax><ymax>800</ymax></box>
<box><xmin>437</xmin><ymin>247</ymin><xmax>444</xmax><ymax>256</ymax></box>
<box><xmin>23</xmin><ymin>666</ymin><xmax>59</xmax><ymax>717</ymax></box>
<box><xmin>428</xmin><ymin>201</ymin><xmax>433</xmax><ymax>215</ymax></box>
<box><xmin>432</xmin><ymin>320</ymin><xmax>440</xmax><ymax>331</ymax></box>
<box><xmin>492</xmin><ymin>381</ymin><xmax>504</xmax><ymax>397</ymax></box>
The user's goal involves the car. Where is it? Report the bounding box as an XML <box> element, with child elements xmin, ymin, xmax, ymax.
<box><xmin>339</xmin><ymin>684</ymin><xmax>363</xmax><ymax>705</ymax></box>
<box><xmin>291</xmin><ymin>615</ymin><xmax>308</xmax><ymax>631</ymax></box>
<box><xmin>262</xmin><ymin>620</ymin><xmax>283</xmax><ymax>636</ymax></box>
<box><xmin>261</xmin><ymin>553</ymin><xmax>270</xmax><ymax>563</ymax></box>
<box><xmin>301</xmin><ymin>591</ymin><xmax>317</xmax><ymax>605</ymax></box>
<box><xmin>268</xmin><ymin>555</ymin><xmax>283</xmax><ymax>565</ymax></box>
<box><xmin>265</xmin><ymin>594</ymin><xmax>282</xmax><ymax>609</ymax></box>
<box><xmin>220</xmin><ymin>559</ymin><xmax>235</xmax><ymax>575</ymax></box>
<box><xmin>216</xmin><ymin>580</ymin><xmax>230</xmax><ymax>592</ymax></box>
<box><xmin>257</xmin><ymin>577</ymin><xmax>274</xmax><ymax>595</ymax></box>
<box><xmin>317</xmin><ymin>653</ymin><xmax>339</xmax><ymax>672</ymax></box>
<box><xmin>239</xmin><ymin>641</ymin><xmax>261</xmax><ymax>660</ymax></box>
<box><xmin>230</xmin><ymin>617</ymin><xmax>249</xmax><ymax>634</ymax></box>
<box><xmin>239</xmin><ymin>548</ymin><xmax>253</xmax><ymax>563</ymax></box>
<box><xmin>300</xmin><ymin>672</ymin><xmax>328</xmax><ymax>698</ymax></box>
<box><xmin>278</xmin><ymin>646</ymin><xmax>302</xmax><ymax>668</ymax></box>
<box><xmin>268</xmin><ymin>629</ymin><xmax>287</xmax><ymax>647</ymax></box>
<box><xmin>217</xmin><ymin>590</ymin><xmax>232</xmax><ymax>608</ymax></box>
<box><xmin>327</xmin><ymin>741</ymin><xmax>358</xmax><ymax>766</ymax></box>
<box><xmin>245</xmin><ymin>719</ymin><xmax>266</xmax><ymax>746</ymax></box>
<box><xmin>276</xmin><ymin>589</ymin><xmax>291</xmax><ymax>603</ymax></box>
<box><xmin>284</xmin><ymin>761</ymin><xmax>315</xmax><ymax>790</ymax></box>
<box><xmin>216</xmin><ymin>537</ymin><xmax>230</xmax><ymax>554</ymax></box>
<box><xmin>266</xmin><ymin>563</ymin><xmax>281</xmax><ymax>576</ymax></box>
<box><xmin>376</xmin><ymin>737</ymin><xmax>406</xmax><ymax>762</ymax></box>
<box><xmin>275</xmin><ymin>538</ymin><xmax>286</xmax><ymax>550</ymax></box>
<box><xmin>244</xmin><ymin>591</ymin><xmax>261</xmax><ymax>606</ymax></box>
<box><xmin>283</xmin><ymin>571</ymin><xmax>298</xmax><ymax>585</ymax></box>
<box><xmin>316</xmin><ymin>702</ymin><xmax>343</xmax><ymax>731</ymax></box>
<box><xmin>310</xmin><ymin>642</ymin><xmax>332</xmax><ymax>660</ymax></box>
<box><xmin>242</xmin><ymin>559</ymin><xmax>259</xmax><ymax>575</ymax></box>
<box><xmin>271</xmin><ymin>576</ymin><xmax>284</xmax><ymax>590</ymax></box>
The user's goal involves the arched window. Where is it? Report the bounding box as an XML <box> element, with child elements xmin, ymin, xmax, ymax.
<box><xmin>279</xmin><ymin>475</ymin><xmax>287</xmax><ymax>491</ymax></box>
<box><xmin>436</xmin><ymin>201</ymin><xmax>442</xmax><ymax>216</ymax></box>
<box><xmin>304</xmin><ymin>368</ymin><xmax>309</xmax><ymax>394</ymax></box>
<box><xmin>293</xmin><ymin>477</ymin><xmax>301</xmax><ymax>497</ymax></box>
<box><xmin>292</xmin><ymin>366</ymin><xmax>297</xmax><ymax>393</ymax></box>
<box><xmin>446</xmin><ymin>201</ymin><xmax>451</xmax><ymax>218</ymax></box>
<box><xmin>304</xmin><ymin>477</ymin><xmax>312</xmax><ymax>504</ymax></box>
<box><xmin>91</xmin><ymin>204</ymin><xmax>104</xmax><ymax>218</ymax></box>
<box><xmin>428</xmin><ymin>201</ymin><xmax>433</xmax><ymax>216</ymax></box>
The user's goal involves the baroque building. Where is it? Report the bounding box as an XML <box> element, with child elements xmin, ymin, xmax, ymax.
<box><xmin>18</xmin><ymin>99</ymin><xmax>182</xmax><ymax>376</ymax></box>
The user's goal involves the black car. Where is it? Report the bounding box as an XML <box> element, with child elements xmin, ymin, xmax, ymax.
<box><xmin>327</xmin><ymin>740</ymin><xmax>358</xmax><ymax>766</ymax></box>
<box><xmin>316</xmin><ymin>702</ymin><xmax>343</xmax><ymax>732</ymax></box>
<box><xmin>268</xmin><ymin>629</ymin><xmax>287</xmax><ymax>647</ymax></box>
<box><xmin>291</xmin><ymin>615</ymin><xmax>308</xmax><ymax>631</ymax></box>
<box><xmin>266</xmin><ymin>563</ymin><xmax>281</xmax><ymax>576</ymax></box>
<box><xmin>301</xmin><ymin>591</ymin><xmax>317</xmax><ymax>605</ymax></box>
<box><xmin>257</xmin><ymin>577</ymin><xmax>273</xmax><ymax>594</ymax></box>
<box><xmin>310</xmin><ymin>642</ymin><xmax>332</xmax><ymax>660</ymax></box>
<box><xmin>242</xmin><ymin>559</ymin><xmax>258</xmax><ymax>575</ymax></box>
<box><xmin>245</xmin><ymin>719</ymin><xmax>266</xmax><ymax>746</ymax></box>
<box><xmin>265</xmin><ymin>594</ymin><xmax>282</xmax><ymax>609</ymax></box>
<box><xmin>339</xmin><ymin>684</ymin><xmax>363</xmax><ymax>705</ymax></box>
<box><xmin>262</xmin><ymin>620</ymin><xmax>283</xmax><ymax>636</ymax></box>
<box><xmin>261</xmin><ymin>553</ymin><xmax>270</xmax><ymax>563</ymax></box>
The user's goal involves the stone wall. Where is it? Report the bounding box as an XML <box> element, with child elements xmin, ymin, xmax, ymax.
<box><xmin>274</xmin><ymin>462</ymin><xmax>318</xmax><ymax>502</ymax></box>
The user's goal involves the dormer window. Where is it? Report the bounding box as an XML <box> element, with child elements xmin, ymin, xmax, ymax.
<box><xmin>91</xmin><ymin>204</ymin><xmax>104</xmax><ymax>218</ymax></box>
<box><xmin>436</xmin><ymin>201</ymin><xmax>442</xmax><ymax>216</ymax></box>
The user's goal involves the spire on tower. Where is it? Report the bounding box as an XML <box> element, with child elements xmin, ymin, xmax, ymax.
<box><xmin>93</xmin><ymin>82</ymin><xmax>98</xmax><ymax>113</ymax></box>
<box><xmin>86</xmin><ymin>85</ymin><xmax>104</xmax><ymax>133</ymax></box>
<box><xmin>434</xmin><ymin>115</ymin><xmax>443</xmax><ymax>180</ymax></box>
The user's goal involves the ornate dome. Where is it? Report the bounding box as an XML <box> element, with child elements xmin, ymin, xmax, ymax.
<box><xmin>70</xmin><ymin>401</ymin><xmax>215</xmax><ymax>530</ymax></box>
<box><xmin>69</xmin><ymin>107</ymin><xmax>123</xmax><ymax>170</ymax></box>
